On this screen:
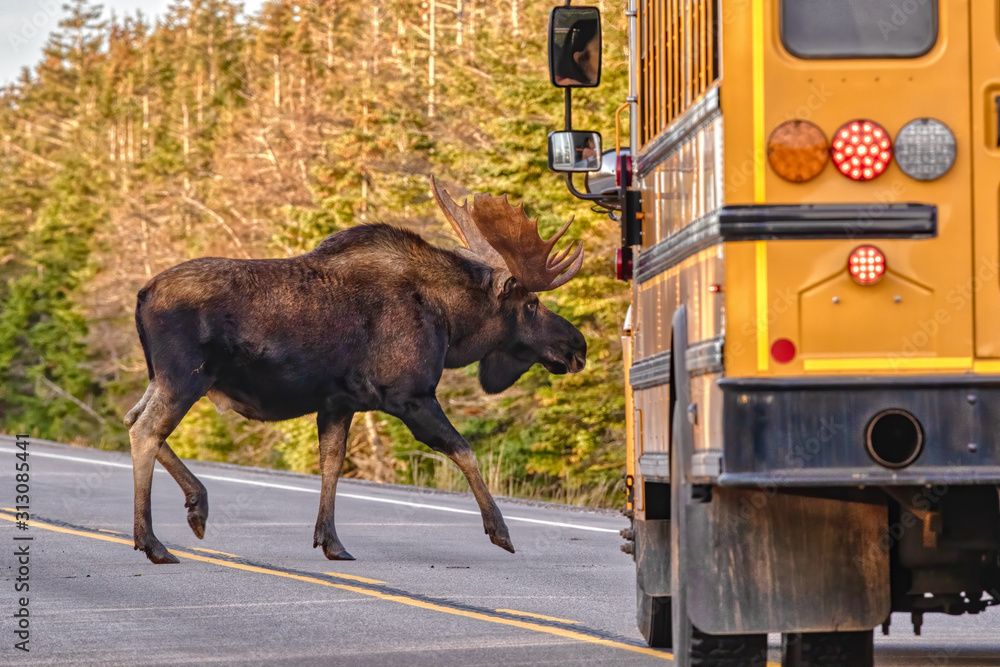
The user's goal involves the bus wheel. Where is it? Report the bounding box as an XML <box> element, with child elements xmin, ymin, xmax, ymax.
<box><xmin>691</xmin><ymin>629</ymin><xmax>768</xmax><ymax>666</ymax></box>
<box><xmin>781</xmin><ymin>630</ymin><xmax>874</xmax><ymax>667</ymax></box>
<box><xmin>671</xmin><ymin>401</ymin><xmax>767</xmax><ymax>665</ymax></box>
<box><xmin>637</xmin><ymin>585</ymin><xmax>672</xmax><ymax>648</ymax></box>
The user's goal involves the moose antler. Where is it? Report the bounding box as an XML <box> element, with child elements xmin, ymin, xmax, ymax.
<box><xmin>430</xmin><ymin>177</ymin><xmax>584</xmax><ymax>292</ymax></box>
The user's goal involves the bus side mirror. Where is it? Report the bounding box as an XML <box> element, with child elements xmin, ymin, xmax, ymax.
<box><xmin>548</xmin><ymin>131</ymin><xmax>602</xmax><ymax>172</ymax></box>
<box><xmin>548</xmin><ymin>6</ymin><xmax>602</xmax><ymax>88</ymax></box>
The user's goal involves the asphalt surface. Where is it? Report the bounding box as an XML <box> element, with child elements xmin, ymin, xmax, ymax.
<box><xmin>0</xmin><ymin>436</ymin><xmax>997</xmax><ymax>666</ymax></box>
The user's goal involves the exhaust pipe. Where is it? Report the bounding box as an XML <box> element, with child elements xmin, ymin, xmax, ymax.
<box><xmin>866</xmin><ymin>409</ymin><xmax>923</xmax><ymax>469</ymax></box>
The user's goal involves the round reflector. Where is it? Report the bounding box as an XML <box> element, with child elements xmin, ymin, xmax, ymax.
<box><xmin>831</xmin><ymin>119</ymin><xmax>892</xmax><ymax>181</ymax></box>
<box><xmin>894</xmin><ymin>118</ymin><xmax>956</xmax><ymax>181</ymax></box>
<box><xmin>771</xmin><ymin>338</ymin><xmax>796</xmax><ymax>364</ymax></box>
<box><xmin>767</xmin><ymin>120</ymin><xmax>828</xmax><ymax>182</ymax></box>
<box><xmin>848</xmin><ymin>245</ymin><xmax>886</xmax><ymax>285</ymax></box>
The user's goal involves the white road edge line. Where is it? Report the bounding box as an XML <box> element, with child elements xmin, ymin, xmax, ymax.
<box><xmin>0</xmin><ymin>447</ymin><xmax>620</xmax><ymax>534</ymax></box>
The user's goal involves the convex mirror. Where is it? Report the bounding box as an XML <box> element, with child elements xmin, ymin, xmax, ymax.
<box><xmin>548</xmin><ymin>131</ymin><xmax>602</xmax><ymax>172</ymax></box>
<box><xmin>585</xmin><ymin>148</ymin><xmax>629</xmax><ymax>195</ymax></box>
<box><xmin>548</xmin><ymin>6</ymin><xmax>602</xmax><ymax>87</ymax></box>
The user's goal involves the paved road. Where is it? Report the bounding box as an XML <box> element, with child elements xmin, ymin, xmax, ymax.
<box><xmin>0</xmin><ymin>436</ymin><xmax>997</xmax><ymax>666</ymax></box>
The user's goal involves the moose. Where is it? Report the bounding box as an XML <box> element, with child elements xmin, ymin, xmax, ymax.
<box><xmin>123</xmin><ymin>178</ymin><xmax>587</xmax><ymax>564</ymax></box>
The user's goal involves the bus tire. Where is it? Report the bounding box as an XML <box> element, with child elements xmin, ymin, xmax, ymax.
<box><xmin>637</xmin><ymin>584</ymin><xmax>672</xmax><ymax>648</ymax></box>
<box><xmin>691</xmin><ymin>629</ymin><xmax>768</xmax><ymax>666</ymax></box>
<box><xmin>781</xmin><ymin>630</ymin><xmax>874</xmax><ymax>667</ymax></box>
<box><xmin>671</xmin><ymin>398</ymin><xmax>767</xmax><ymax>665</ymax></box>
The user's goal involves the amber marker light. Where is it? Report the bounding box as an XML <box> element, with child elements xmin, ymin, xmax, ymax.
<box><xmin>831</xmin><ymin>119</ymin><xmax>892</xmax><ymax>181</ymax></box>
<box><xmin>766</xmin><ymin>120</ymin><xmax>828</xmax><ymax>182</ymax></box>
<box><xmin>848</xmin><ymin>245</ymin><xmax>886</xmax><ymax>285</ymax></box>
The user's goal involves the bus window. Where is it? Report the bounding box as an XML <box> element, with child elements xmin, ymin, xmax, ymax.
<box><xmin>780</xmin><ymin>0</ymin><xmax>938</xmax><ymax>59</ymax></box>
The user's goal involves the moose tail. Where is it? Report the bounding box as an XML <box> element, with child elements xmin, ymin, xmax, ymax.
<box><xmin>135</xmin><ymin>288</ymin><xmax>155</xmax><ymax>382</ymax></box>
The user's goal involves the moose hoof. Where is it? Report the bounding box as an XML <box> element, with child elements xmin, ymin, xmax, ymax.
<box><xmin>185</xmin><ymin>494</ymin><xmax>209</xmax><ymax>539</ymax></box>
<box><xmin>322</xmin><ymin>544</ymin><xmax>356</xmax><ymax>561</ymax></box>
<box><xmin>488</xmin><ymin>526</ymin><xmax>515</xmax><ymax>554</ymax></box>
<box><xmin>314</xmin><ymin>526</ymin><xmax>355</xmax><ymax>561</ymax></box>
<box><xmin>136</xmin><ymin>539</ymin><xmax>179</xmax><ymax>564</ymax></box>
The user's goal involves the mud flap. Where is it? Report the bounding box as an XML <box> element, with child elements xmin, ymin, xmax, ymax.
<box><xmin>636</xmin><ymin>518</ymin><xmax>671</xmax><ymax>596</ymax></box>
<box><xmin>685</xmin><ymin>487</ymin><xmax>890</xmax><ymax>634</ymax></box>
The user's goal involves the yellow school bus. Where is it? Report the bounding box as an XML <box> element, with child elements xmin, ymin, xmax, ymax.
<box><xmin>551</xmin><ymin>1</ymin><xmax>1000</xmax><ymax>664</ymax></box>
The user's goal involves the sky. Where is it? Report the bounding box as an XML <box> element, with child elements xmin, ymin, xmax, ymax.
<box><xmin>0</xmin><ymin>0</ymin><xmax>266</xmax><ymax>85</ymax></box>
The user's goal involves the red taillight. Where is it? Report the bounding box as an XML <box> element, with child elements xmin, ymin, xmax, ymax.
<box><xmin>771</xmin><ymin>338</ymin><xmax>797</xmax><ymax>364</ymax></box>
<box><xmin>831</xmin><ymin>119</ymin><xmax>892</xmax><ymax>181</ymax></box>
<box><xmin>848</xmin><ymin>245</ymin><xmax>886</xmax><ymax>285</ymax></box>
<box><xmin>616</xmin><ymin>154</ymin><xmax>633</xmax><ymax>188</ymax></box>
<box><xmin>616</xmin><ymin>247</ymin><xmax>633</xmax><ymax>281</ymax></box>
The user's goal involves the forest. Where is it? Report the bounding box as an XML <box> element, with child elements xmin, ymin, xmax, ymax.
<box><xmin>0</xmin><ymin>0</ymin><xmax>630</xmax><ymax>506</ymax></box>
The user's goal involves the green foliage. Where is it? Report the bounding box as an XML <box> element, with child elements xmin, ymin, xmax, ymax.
<box><xmin>0</xmin><ymin>164</ymin><xmax>118</xmax><ymax>442</ymax></box>
<box><xmin>0</xmin><ymin>0</ymin><xmax>631</xmax><ymax>507</ymax></box>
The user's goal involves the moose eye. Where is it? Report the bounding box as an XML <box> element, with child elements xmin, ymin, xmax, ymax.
<box><xmin>526</xmin><ymin>301</ymin><xmax>538</xmax><ymax>315</ymax></box>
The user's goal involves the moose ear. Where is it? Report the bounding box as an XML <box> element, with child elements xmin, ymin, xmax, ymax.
<box><xmin>493</xmin><ymin>273</ymin><xmax>518</xmax><ymax>298</ymax></box>
<box><xmin>479</xmin><ymin>349</ymin><xmax>532</xmax><ymax>394</ymax></box>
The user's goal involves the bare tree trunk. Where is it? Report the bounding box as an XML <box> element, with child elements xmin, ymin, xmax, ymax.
<box><xmin>364</xmin><ymin>412</ymin><xmax>393</xmax><ymax>483</ymax></box>
<box><xmin>511</xmin><ymin>0</ymin><xmax>519</xmax><ymax>37</ymax></box>
<box><xmin>468</xmin><ymin>0</ymin><xmax>476</xmax><ymax>59</ymax></box>
<box><xmin>208</xmin><ymin>10</ymin><xmax>217</xmax><ymax>95</ymax></box>
<box><xmin>139</xmin><ymin>212</ymin><xmax>152</xmax><ymax>279</ymax></box>
<box><xmin>326</xmin><ymin>17</ymin><xmax>334</xmax><ymax>69</ymax></box>
<box><xmin>273</xmin><ymin>54</ymin><xmax>281</xmax><ymax>108</ymax></box>
<box><xmin>182</xmin><ymin>100</ymin><xmax>190</xmax><ymax>157</ymax></box>
<box><xmin>197</xmin><ymin>79</ymin><xmax>204</xmax><ymax>126</ymax></box>
<box><xmin>428</xmin><ymin>0</ymin><xmax>436</xmax><ymax>118</ymax></box>
<box><xmin>372</xmin><ymin>2</ymin><xmax>380</xmax><ymax>75</ymax></box>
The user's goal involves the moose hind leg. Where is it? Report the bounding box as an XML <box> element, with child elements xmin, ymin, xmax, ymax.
<box><xmin>129</xmin><ymin>384</ymin><xmax>203</xmax><ymax>564</ymax></box>
<box><xmin>156</xmin><ymin>444</ymin><xmax>209</xmax><ymax>539</ymax></box>
<box><xmin>399</xmin><ymin>397</ymin><xmax>514</xmax><ymax>554</ymax></box>
<box><xmin>313</xmin><ymin>409</ymin><xmax>356</xmax><ymax>561</ymax></box>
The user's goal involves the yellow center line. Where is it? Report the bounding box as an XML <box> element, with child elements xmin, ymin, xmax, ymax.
<box><xmin>324</xmin><ymin>571</ymin><xmax>386</xmax><ymax>585</ymax></box>
<box><xmin>98</xmin><ymin>528</ymin><xmax>125</xmax><ymax>535</ymax></box>
<box><xmin>0</xmin><ymin>512</ymin><xmax>674</xmax><ymax>661</ymax></box>
<box><xmin>192</xmin><ymin>547</ymin><xmax>240</xmax><ymax>558</ymax></box>
<box><xmin>496</xmin><ymin>609</ymin><xmax>579</xmax><ymax>624</ymax></box>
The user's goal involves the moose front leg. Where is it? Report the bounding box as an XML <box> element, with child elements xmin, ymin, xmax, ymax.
<box><xmin>399</xmin><ymin>397</ymin><xmax>514</xmax><ymax>554</ymax></box>
<box><xmin>314</xmin><ymin>409</ymin><xmax>356</xmax><ymax>560</ymax></box>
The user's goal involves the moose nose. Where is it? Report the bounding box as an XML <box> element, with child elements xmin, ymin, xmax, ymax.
<box><xmin>570</xmin><ymin>330</ymin><xmax>586</xmax><ymax>351</ymax></box>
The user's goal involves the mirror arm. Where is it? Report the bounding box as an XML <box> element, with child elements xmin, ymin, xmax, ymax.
<box><xmin>566</xmin><ymin>172</ymin><xmax>610</xmax><ymax>202</ymax></box>
<box><xmin>564</xmin><ymin>87</ymin><xmax>572</xmax><ymax>130</ymax></box>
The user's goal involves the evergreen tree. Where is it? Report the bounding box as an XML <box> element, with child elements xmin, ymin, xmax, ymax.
<box><xmin>0</xmin><ymin>0</ymin><xmax>632</xmax><ymax>506</ymax></box>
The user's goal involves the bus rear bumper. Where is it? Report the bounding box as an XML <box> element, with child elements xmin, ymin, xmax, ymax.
<box><xmin>717</xmin><ymin>375</ymin><xmax>1000</xmax><ymax>486</ymax></box>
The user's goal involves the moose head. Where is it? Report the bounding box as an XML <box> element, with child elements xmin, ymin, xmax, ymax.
<box><xmin>431</xmin><ymin>177</ymin><xmax>587</xmax><ymax>393</ymax></box>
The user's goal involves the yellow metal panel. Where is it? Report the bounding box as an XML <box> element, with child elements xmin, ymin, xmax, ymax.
<box><xmin>623</xmin><ymin>334</ymin><xmax>635</xmax><ymax>512</ymax></box>
<box><xmin>971</xmin><ymin>2</ymin><xmax>1000</xmax><ymax>357</ymax></box>
<box><xmin>722</xmin><ymin>0</ymin><xmax>976</xmax><ymax>377</ymax></box>
<box><xmin>800</xmin><ymin>272</ymin><xmax>935</xmax><ymax>358</ymax></box>
<box><xmin>751</xmin><ymin>0</ymin><xmax>766</xmax><ymax>204</ymax></box>
<box><xmin>755</xmin><ymin>241</ymin><xmax>769</xmax><ymax>371</ymax></box>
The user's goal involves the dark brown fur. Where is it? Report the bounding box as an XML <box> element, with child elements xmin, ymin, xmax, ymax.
<box><xmin>124</xmin><ymin>224</ymin><xmax>586</xmax><ymax>563</ymax></box>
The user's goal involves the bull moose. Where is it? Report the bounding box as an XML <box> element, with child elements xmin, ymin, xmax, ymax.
<box><xmin>123</xmin><ymin>178</ymin><xmax>587</xmax><ymax>564</ymax></box>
